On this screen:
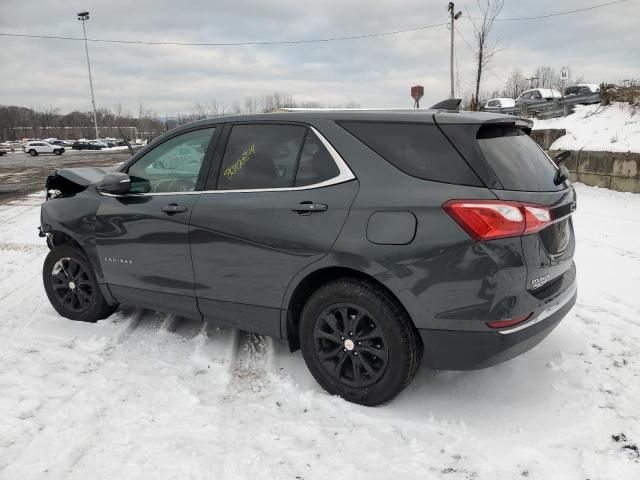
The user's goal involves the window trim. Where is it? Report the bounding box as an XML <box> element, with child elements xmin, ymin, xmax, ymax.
<box><xmin>100</xmin><ymin>126</ymin><xmax>355</xmax><ymax>197</ymax></box>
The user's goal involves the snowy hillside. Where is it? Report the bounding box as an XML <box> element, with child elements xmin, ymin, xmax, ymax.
<box><xmin>1</xmin><ymin>186</ymin><xmax>639</xmax><ymax>479</ymax></box>
<box><xmin>533</xmin><ymin>102</ymin><xmax>640</xmax><ymax>153</ymax></box>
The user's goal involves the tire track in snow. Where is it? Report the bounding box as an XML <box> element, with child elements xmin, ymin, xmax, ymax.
<box><xmin>230</xmin><ymin>331</ymin><xmax>274</xmax><ymax>393</ymax></box>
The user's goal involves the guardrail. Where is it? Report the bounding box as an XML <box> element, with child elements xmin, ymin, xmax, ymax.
<box><xmin>483</xmin><ymin>93</ymin><xmax>600</xmax><ymax>119</ymax></box>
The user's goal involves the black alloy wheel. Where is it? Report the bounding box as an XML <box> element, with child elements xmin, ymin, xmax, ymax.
<box><xmin>313</xmin><ymin>303</ymin><xmax>388</xmax><ymax>388</ymax></box>
<box><xmin>29</xmin><ymin>149</ymin><xmax>37</xmax><ymax>156</ymax></box>
<box><xmin>299</xmin><ymin>278</ymin><xmax>422</xmax><ymax>406</ymax></box>
<box><xmin>43</xmin><ymin>244</ymin><xmax>117</xmax><ymax>322</ymax></box>
<box><xmin>51</xmin><ymin>257</ymin><xmax>93</xmax><ymax>313</ymax></box>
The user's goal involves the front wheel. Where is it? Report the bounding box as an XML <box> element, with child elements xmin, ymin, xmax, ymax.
<box><xmin>43</xmin><ymin>244</ymin><xmax>117</xmax><ymax>322</ymax></box>
<box><xmin>29</xmin><ymin>149</ymin><xmax>37</xmax><ymax>156</ymax></box>
<box><xmin>299</xmin><ymin>278</ymin><xmax>422</xmax><ymax>406</ymax></box>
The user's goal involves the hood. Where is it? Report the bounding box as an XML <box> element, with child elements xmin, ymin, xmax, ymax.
<box><xmin>45</xmin><ymin>166</ymin><xmax>119</xmax><ymax>199</ymax></box>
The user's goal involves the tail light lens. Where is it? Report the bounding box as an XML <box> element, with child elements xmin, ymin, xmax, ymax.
<box><xmin>486</xmin><ymin>314</ymin><xmax>532</xmax><ymax>329</ymax></box>
<box><xmin>443</xmin><ymin>200</ymin><xmax>552</xmax><ymax>241</ymax></box>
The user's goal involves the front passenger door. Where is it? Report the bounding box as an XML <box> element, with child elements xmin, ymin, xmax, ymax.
<box><xmin>95</xmin><ymin>127</ymin><xmax>217</xmax><ymax>319</ymax></box>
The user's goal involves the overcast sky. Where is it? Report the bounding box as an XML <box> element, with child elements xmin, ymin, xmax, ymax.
<box><xmin>0</xmin><ymin>0</ymin><xmax>637</xmax><ymax>115</ymax></box>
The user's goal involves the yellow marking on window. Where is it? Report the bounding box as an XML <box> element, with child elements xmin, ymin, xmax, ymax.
<box><xmin>224</xmin><ymin>144</ymin><xmax>256</xmax><ymax>179</ymax></box>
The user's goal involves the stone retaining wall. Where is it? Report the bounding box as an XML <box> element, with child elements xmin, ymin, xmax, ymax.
<box><xmin>532</xmin><ymin>128</ymin><xmax>639</xmax><ymax>193</ymax></box>
<box><xmin>548</xmin><ymin>149</ymin><xmax>640</xmax><ymax>193</ymax></box>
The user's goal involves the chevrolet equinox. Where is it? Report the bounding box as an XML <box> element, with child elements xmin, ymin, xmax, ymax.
<box><xmin>40</xmin><ymin>109</ymin><xmax>577</xmax><ymax>405</ymax></box>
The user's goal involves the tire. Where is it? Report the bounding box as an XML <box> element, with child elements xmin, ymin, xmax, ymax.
<box><xmin>299</xmin><ymin>278</ymin><xmax>423</xmax><ymax>406</ymax></box>
<box><xmin>43</xmin><ymin>244</ymin><xmax>117</xmax><ymax>322</ymax></box>
<box><xmin>54</xmin><ymin>149</ymin><xmax>62</xmax><ymax>155</ymax></box>
<box><xmin>29</xmin><ymin>149</ymin><xmax>37</xmax><ymax>156</ymax></box>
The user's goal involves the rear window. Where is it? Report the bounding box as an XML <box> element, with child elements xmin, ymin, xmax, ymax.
<box><xmin>340</xmin><ymin>122</ymin><xmax>481</xmax><ymax>186</ymax></box>
<box><xmin>477</xmin><ymin>126</ymin><xmax>563</xmax><ymax>191</ymax></box>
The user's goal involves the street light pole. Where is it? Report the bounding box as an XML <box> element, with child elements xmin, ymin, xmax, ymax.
<box><xmin>77</xmin><ymin>11</ymin><xmax>99</xmax><ymax>140</ymax></box>
<box><xmin>448</xmin><ymin>3</ymin><xmax>462</xmax><ymax>99</ymax></box>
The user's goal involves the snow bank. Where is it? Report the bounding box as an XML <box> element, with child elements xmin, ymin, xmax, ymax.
<box><xmin>0</xmin><ymin>187</ymin><xmax>639</xmax><ymax>479</ymax></box>
<box><xmin>533</xmin><ymin>102</ymin><xmax>640</xmax><ymax>153</ymax></box>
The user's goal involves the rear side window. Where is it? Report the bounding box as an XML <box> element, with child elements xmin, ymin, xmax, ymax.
<box><xmin>294</xmin><ymin>130</ymin><xmax>340</xmax><ymax>187</ymax></box>
<box><xmin>477</xmin><ymin>126</ymin><xmax>563</xmax><ymax>191</ymax></box>
<box><xmin>340</xmin><ymin>122</ymin><xmax>481</xmax><ymax>185</ymax></box>
<box><xmin>218</xmin><ymin>124</ymin><xmax>306</xmax><ymax>190</ymax></box>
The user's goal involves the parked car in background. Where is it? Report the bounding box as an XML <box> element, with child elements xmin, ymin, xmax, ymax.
<box><xmin>482</xmin><ymin>97</ymin><xmax>516</xmax><ymax>112</ymax></box>
<box><xmin>515</xmin><ymin>88</ymin><xmax>562</xmax><ymax>106</ymax></box>
<box><xmin>564</xmin><ymin>84</ymin><xmax>601</xmax><ymax>104</ymax></box>
<box><xmin>23</xmin><ymin>141</ymin><xmax>64</xmax><ymax>156</ymax></box>
<box><xmin>40</xmin><ymin>109</ymin><xmax>577</xmax><ymax>406</ymax></box>
<box><xmin>98</xmin><ymin>138</ymin><xmax>116</xmax><ymax>148</ymax></box>
<box><xmin>72</xmin><ymin>140</ymin><xmax>105</xmax><ymax>150</ymax></box>
<box><xmin>48</xmin><ymin>140</ymin><xmax>66</xmax><ymax>147</ymax></box>
<box><xmin>1</xmin><ymin>141</ymin><xmax>22</xmax><ymax>151</ymax></box>
<box><xmin>565</xmin><ymin>84</ymin><xmax>600</xmax><ymax>95</ymax></box>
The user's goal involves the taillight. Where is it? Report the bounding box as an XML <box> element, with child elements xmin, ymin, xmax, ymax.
<box><xmin>486</xmin><ymin>314</ymin><xmax>532</xmax><ymax>329</ymax></box>
<box><xmin>443</xmin><ymin>200</ymin><xmax>552</xmax><ymax>241</ymax></box>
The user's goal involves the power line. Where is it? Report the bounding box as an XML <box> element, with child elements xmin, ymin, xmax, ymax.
<box><xmin>0</xmin><ymin>22</ymin><xmax>448</xmax><ymax>47</ymax></box>
<box><xmin>0</xmin><ymin>0</ymin><xmax>627</xmax><ymax>48</ymax></box>
<box><xmin>470</xmin><ymin>0</ymin><xmax>628</xmax><ymax>21</ymax></box>
<box><xmin>454</xmin><ymin>26</ymin><xmax>474</xmax><ymax>53</ymax></box>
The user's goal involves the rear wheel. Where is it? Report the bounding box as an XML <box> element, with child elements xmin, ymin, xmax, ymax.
<box><xmin>29</xmin><ymin>149</ymin><xmax>37</xmax><ymax>156</ymax></box>
<box><xmin>299</xmin><ymin>278</ymin><xmax>422</xmax><ymax>406</ymax></box>
<box><xmin>54</xmin><ymin>149</ymin><xmax>62</xmax><ymax>155</ymax></box>
<box><xmin>43</xmin><ymin>244</ymin><xmax>117</xmax><ymax>322</ymax></box>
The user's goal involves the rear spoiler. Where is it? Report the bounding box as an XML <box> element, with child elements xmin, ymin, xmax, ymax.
<box><xmin>480</xmin><ymin>117</ymin><xmax>534</xmax><ymax>133</ymax></box>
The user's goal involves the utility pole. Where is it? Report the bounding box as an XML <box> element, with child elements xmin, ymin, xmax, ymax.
<box><xmin>77</xmin><ymin>11</ymin><xmax>99</xmax><ymax>140</ymax></box>
<box><xmin>525</xmin><ymin>76</ymin><xmax>539</xmax><ymax>89</ymax></box>
<box><xmin>448</xmin><ymin>2</ymin><xmax>462</xmax><ymax>99</ymax></box>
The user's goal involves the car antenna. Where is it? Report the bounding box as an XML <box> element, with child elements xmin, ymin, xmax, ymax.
<box><xmin>429</xmin><ymin>98</ymin><xmax>462</xmax><ymax>110</ymax></box>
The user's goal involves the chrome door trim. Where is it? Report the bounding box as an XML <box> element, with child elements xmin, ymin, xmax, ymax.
<box><xmin>100</xmin><ymin>126</ymin><xmax>355</xmax><ymax>197</ymax></box>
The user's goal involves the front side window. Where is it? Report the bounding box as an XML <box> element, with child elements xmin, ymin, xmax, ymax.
<box><xmin>217</xmin><ymin>124</ymin><xmax>307</xmax><ymax>190</ymax></box>
<box><xmin>127</xmin><ymin>128</ymin><xmax>214</xmax><ymax>193</ymax></box>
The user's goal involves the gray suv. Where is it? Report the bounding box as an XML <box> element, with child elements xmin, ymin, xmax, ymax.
<box><xmin>40</xmin><ymin>109</ymin><xmax>577</xmax><ymax>405</ymax></box>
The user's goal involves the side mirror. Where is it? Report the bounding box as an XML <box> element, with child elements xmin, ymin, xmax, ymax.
<box><xmin>554</xmin><ymin>165</ymin><xmax>570</xmax><ymax>186</ymax></box>
<box><xmin>554</xmin><ymin>151</ymin><xmax>571</xmax><ymax>164</ymax></box>
<box><xmin>98</xmin><ymin>172</ymin><xmax>131</xmax><ymax>195</ymax></box>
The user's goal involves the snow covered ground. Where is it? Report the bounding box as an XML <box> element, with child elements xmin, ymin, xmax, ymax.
<box><xmin>0</xmin><ymin>185</ymin><xmax>639</xmax><ymax>480</ymax></box>
<box><xmin>533</xmin><ymin>102</ymin><xmax>640</xmax><ymax>153</ymax></box>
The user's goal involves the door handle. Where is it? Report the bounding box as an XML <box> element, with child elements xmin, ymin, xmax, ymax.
<box><xmin>292</xmin><ymin>202</ymin><xmax>328</xmax><ymax>215</ymax></box>
<box><xmin>161</xmin><ymin>204</ymin><xmax>189</xmax><ymax>215</ymax></box>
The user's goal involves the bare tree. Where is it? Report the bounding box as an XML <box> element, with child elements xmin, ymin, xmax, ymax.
<box><xmin>502</xmin><ymin>67</ymin><xmax>528</xmax><ymax>99</ymax></box>
<box><xmin>244</xmin><ymin>96</ymin><xmax>258</xmax><ymax>115</ymax></box>
<box><xmin>534</xmin><ymin>65</ymin><xmax>560</xmax><ymax>89</ymax></box>
<box><xmin>469</xmin><ymin>0</ymin><xmax>504</xmax><ymax>110</ymax></box>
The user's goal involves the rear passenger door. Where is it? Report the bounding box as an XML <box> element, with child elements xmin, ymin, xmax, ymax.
<box><xmin>189</xmin><ymin>123</ymin><xmax>358</xmax><ymax>337</ymax></box>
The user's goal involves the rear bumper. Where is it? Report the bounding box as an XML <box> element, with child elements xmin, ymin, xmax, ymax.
<box><xmin>420</xmin><ymin>277</ymin><xmax>577</xmax><ymax>370</ymax></box>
